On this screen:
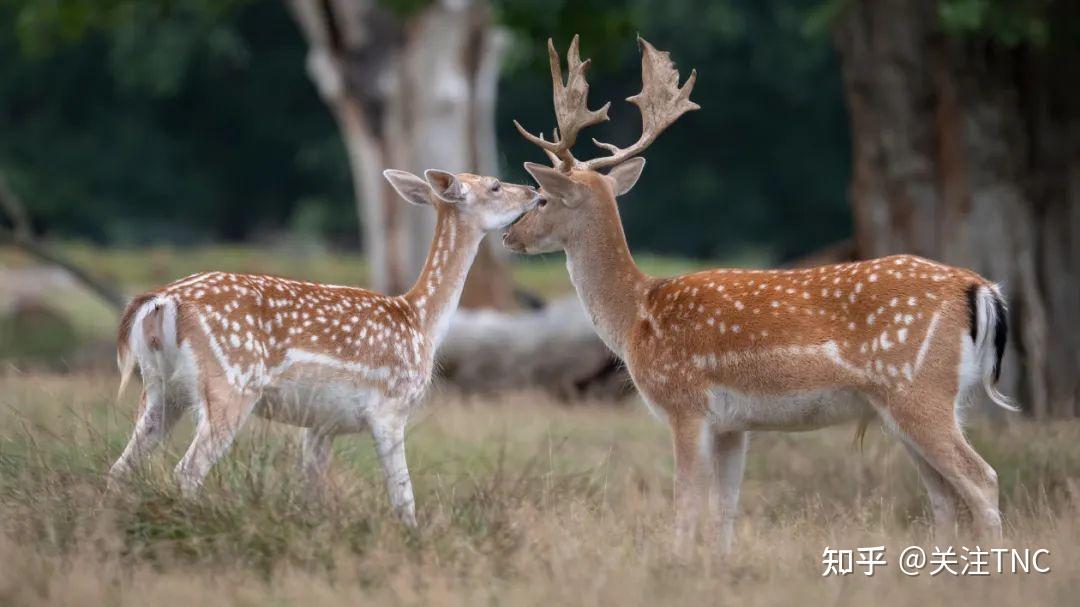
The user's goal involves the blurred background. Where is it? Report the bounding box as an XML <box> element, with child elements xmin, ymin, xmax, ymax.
<box><xmin>0</xmin><ymin>0</ymin><xmax>1076</xmax><ymax>417</ymax></box>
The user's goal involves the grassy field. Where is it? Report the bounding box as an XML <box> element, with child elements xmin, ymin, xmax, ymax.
<box><xmin>1</xmin><ymin>371</ymin><xmax>1079</xmax><ymax>605</ymax></box>
<box><xmin>2</xmin><ymin>244</ymin><xmax>1078</xmax><ymax>604</ymax></box>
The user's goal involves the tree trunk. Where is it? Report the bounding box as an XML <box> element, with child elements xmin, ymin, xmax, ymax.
<box><xmin>287</xmin><ymin>0</ymin><xmax>630</xmax><ymax>400</ymax></box>
<box><xmin>834</xmin><ymin>0</ymin><xmax>1079</xmax><ymax>417</ymax></box>
<box><xmin>288</xmin><ymin>0</ymin><xmax>514</xmax><ymax>308</ymax></box>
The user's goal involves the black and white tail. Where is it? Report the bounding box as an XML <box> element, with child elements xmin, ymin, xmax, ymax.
<box><xmin>969</xmin><ymin>283</ymin><xmax>1018</xmax><ymax>411</ymax></box>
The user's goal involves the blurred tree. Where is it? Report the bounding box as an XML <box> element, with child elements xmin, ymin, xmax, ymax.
<box><xmin>833</xmin><ymin>0</ymin><xmax>1079</xmax><ymax>417</ymax></box>
<box><xmin>0</xmin><ymin>0</ymin><xmax>355</xmax><ymax>245</ymax></box>
<box><xmin>0</xmin><ymin>0</ymin><xmax>854</xmax><ymax>265</ymax></box>
<box><xmin>287</xmin><ymin>0</ymin><xmax>515</xmax><ymax>308</ymax></box>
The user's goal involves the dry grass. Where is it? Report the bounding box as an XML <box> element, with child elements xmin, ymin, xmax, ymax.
<box><xmin>1</xmin><ymin>371</ymin><xmax>1078</xmax><ymax>605</ymax></box>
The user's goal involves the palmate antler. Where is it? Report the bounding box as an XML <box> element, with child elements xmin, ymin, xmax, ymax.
<box><xmin>515</xmin><ymin>35</ymin><xmax>699</xmax><ymax>173</ymax></box>
<box><xmin>513</xmin><ymin>35</ymin><xmax>610</xmax><ymax>172</ymax></box>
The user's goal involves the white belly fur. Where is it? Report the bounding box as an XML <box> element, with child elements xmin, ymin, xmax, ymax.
<box><xmin>254</xmin><ymin>378</ymin><xmax>386</xmax><ymax>432</ymax></box>
<box><xmin>708</xmin><ymin>385</ymin><xmax>872</xmax><ymax>432</ymax></box>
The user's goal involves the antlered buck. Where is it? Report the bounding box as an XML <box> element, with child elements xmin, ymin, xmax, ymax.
<box><xmin>504</xmin><ymin>35</ymin><xmax>1016</xmax><ymax>550</ymax></box>
<box><xmin>110</xmin><ymin>169</ymin><xmax>539</xmax><ymax>525</ymax></box>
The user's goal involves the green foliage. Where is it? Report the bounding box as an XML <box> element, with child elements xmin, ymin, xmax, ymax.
<box><xmin>802</xmin><ymin>0</ymin><xmax>854</xmax><ymax>38</ymax></box>
<box><xmin>499</xmin><ymin>0</ymin><xmax>852</xmax><ymax>259</ymax></box>
<box><xmin>380</xmin><ymin>0</ymin><xmax>436</xmax><ymax>20</ymax></box>
<box><xmin>12</xmin><ymin>0</ymin><xmax>256</xmax><ymax>101</ymax></box>
<box><xmin>494</xmin><ymin>0</ymin><xmax>640</xmax><ymax>73</ymax></box>
<box><xmin>1</xmin><ymin>0</ymin><xmax>851</xmax><ymax>260</ymax></box>
<box><xmin>0</xmin><ymin>0</ymin><xmax>355</xmax><ymax>245</ymax></box>
<box><xmin>938</xmin><ymin>0</ymin><xmax>1051</xmax><ymax>47</ymax></box>
<box><xmin>13</xmin><ymin>1</ymin><xmax>234</xmax><ymax>50</ymax></box>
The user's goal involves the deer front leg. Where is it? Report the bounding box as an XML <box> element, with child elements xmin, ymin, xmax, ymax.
<box><xmin>371</xmin><ymin>413</ymin><xmax>417</xmax><ymax>528</ymax></box>
<box><xmin>670</xmin><ymin>413</ymin><xmax>709</xmax><ymax>555</ymax></box>
<box><xmin>708</xmin><ymin>429</ymin><xmax>747</xmax><ymax>554</ymax></box>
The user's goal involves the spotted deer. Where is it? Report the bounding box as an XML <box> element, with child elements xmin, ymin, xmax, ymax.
<box><xmin>110</xmin><ymin>170</ymin><xmax>539</xmax><ymax>525</ymax></box>
<box><xmin>503</xmin><ymin>35</ymin><xmax>1016</xmax><ymax>550</ymax></box>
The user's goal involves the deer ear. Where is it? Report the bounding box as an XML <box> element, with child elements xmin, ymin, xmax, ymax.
<box><xmin>424</xmin><ymin>170</ymin><xmax>466</xmax><ymax>203</ymax></box>
<box><xmin>383</xmin><ymin>169</ymin><xmax>432</xmax><ymax>206</ymax></box>
<box><xmin>523</xmin><ymin>162</ymin><xmax>588</xmax><ymax>208</ymax></box>
<box><xmin>606</xmin><ymin>157</ymin><xmax>645</xmax><ymax>196</ymax></box>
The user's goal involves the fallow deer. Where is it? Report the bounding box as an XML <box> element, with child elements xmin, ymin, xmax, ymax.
<box><xmin>504</xmin><ymin>35</ymin><xmax>1016</xmax><ymax>550</ymax></box>
<box><xmin>110</xmin><ymin>170</ymin><xmax>539</xmax><ymax>526</ymax></box>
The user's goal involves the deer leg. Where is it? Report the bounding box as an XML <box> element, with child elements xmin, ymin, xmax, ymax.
<box><xmin>108</xmin><ymin>383</ymin><xmax>185</xmax><ymax>487</ymax></box>
<box><xmin>670</xmin><ymin>413</ymin><xmax>710</xmax><ymax>554</ymax></box>
<box><xmin>931</xmin><ymin>433</ymin><xmax>1001</xmax><ymax>539</ymax></box>
<box><xmin>371</xmin><ymin>413</ymin><xmax>416</xmax><ymax>527</ymax></box>
<box><xmin>902</xmin><ymin>443</ymin><xmax>962</xmax><ymax>538</ymax></box>
<box><xmin>299</xmin><ymin>428</ymin><xmax>335</xmax><ymax>494</ymax></box>
<box><xmin>174</xmin><ymin>378</ymin><xmax>256</xmax><ymax>498</ymax></box>
<box><xmin>889</xmin><ymin>399</ymin><xmax>1002</xmax><ymax>540</ymax></box>
<box><xmin>708</xmin><ymin>429</ymin><xmax>747</xmax><ymax>554</ymax></box>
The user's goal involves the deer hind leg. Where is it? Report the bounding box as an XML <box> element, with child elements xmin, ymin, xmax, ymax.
<box><xmin>902</xmin><ymin>443</ymin><xmax>961</xmax><ymax>538</ymax></box>
<box><xmin>174</xmin><ymin>376</ymin><xmax>256</xmax><ymax>497</ymax></box>
<box><xmin>108</xmin><ymin>381</ymin><xmax>187</xmax><ymax>488</ymax></box>
<box><xmin>932</xmin><ymin>432</ymin><xmax>1000</xmax><ymax>539</ymax></box>
<box><xmin>370</xmin><ymin>412</ymin><xmax>416</xmax><ymax>527</ymax></box>
<box><xmin>888</xmin><ymin>396</ymin><xmax>1001</xmax><ymax>539</ymax></box>
<box><xmin>708</xmin><ymin>428</ymin><xmax>747</xmax><ymax>554</ymax></box>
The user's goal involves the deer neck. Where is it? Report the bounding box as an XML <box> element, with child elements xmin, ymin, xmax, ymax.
<box><xmin>563</xmin><ymin>200</ymin><xmax>649</xmax><ymax>359</ymax></box>
<box><xmin>403</xmin><ymin>205</ymin><xmax>484</xmax><ymax>350</ymax></box>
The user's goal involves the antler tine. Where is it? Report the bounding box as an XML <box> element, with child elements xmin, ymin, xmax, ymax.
<box><xmin>511</xmin><ymin>123</ymin><xmax>568</xmax><ymax>168</ymax></box>
<box><xmin>539</xmin><ymin>131</ymin><xmax>562</xmax><ymax>166</ymax></box>
<box><xmin>513</xmin><ymin>120</ymin><xmax>563</xmax><ymax>154</ymax></box>
<box><xmin>591</xmin><ymin>138</ymin><xmax>620</xmax><ymax>154</ymax></box>
<box><xmin>513</xmin><ymin>35</ymin><xmax>610</xmax><ymax>171</ymax></box>
<box><xmin>584</xmin><ymin>36</ymin><xmax>699</xmax><ymax>171</ymax></box>
<box><xmin>553</xmin><ymin>35</ymin><xmax>611</xmax><ymax>153</ymax></box>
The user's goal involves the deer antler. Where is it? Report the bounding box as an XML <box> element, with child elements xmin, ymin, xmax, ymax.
<box><xmin>582</xmin><ymin>36</ymin><xmax>698</xmax><ymax>171</ymax></box>
<box><xmin>513</xmin><ymin>35</ymin><xmax>610</xmax><ymax>171</ymax></box>
<box><xmin>516</xmin><ymin>35</ymin><xmax>698</xmax><ymax>173</ymax></box>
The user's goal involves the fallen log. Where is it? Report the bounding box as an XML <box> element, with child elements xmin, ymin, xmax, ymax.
<box><xmin>437</xmin><ymin>296</ymin><xmax>633</xmax><ymax>401</ymax></box>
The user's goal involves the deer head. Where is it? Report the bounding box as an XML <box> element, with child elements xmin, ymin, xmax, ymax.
<box><xmin>384</xmin><ymin>169</ymin><xmax>541</xmax><ymax>232</ymax></box>
<box><xmin>504</xmin><ymin>35</ymin><xmax>698</xmax><ymax>253</ymax></box>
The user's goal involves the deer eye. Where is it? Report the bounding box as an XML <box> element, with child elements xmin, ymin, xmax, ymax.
<box><xmin>538</xmin><ymin>198</ymin><xmax>548</xmax><ymax>208</ymax></box>
<box><xmin>490</xmin><ymin>181</ymin><xmax>501</xmax><ymax>192</ymax></box>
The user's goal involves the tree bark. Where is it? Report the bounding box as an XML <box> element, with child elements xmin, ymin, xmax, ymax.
<box><xmin>834</xmin><ymin>0</ymin><xmax>1079</xmax><ymax>417</ymax></box>
<box><xmin>287</xmin><ymin>0</ymin><xmax>514</xmax><ymax>308</ymax></box>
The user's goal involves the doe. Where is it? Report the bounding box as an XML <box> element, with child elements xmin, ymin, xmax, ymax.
<box><xmin>110</xmin><ymin>169</ymin><xmax>539</xmax><ymax>525</ymax></box>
